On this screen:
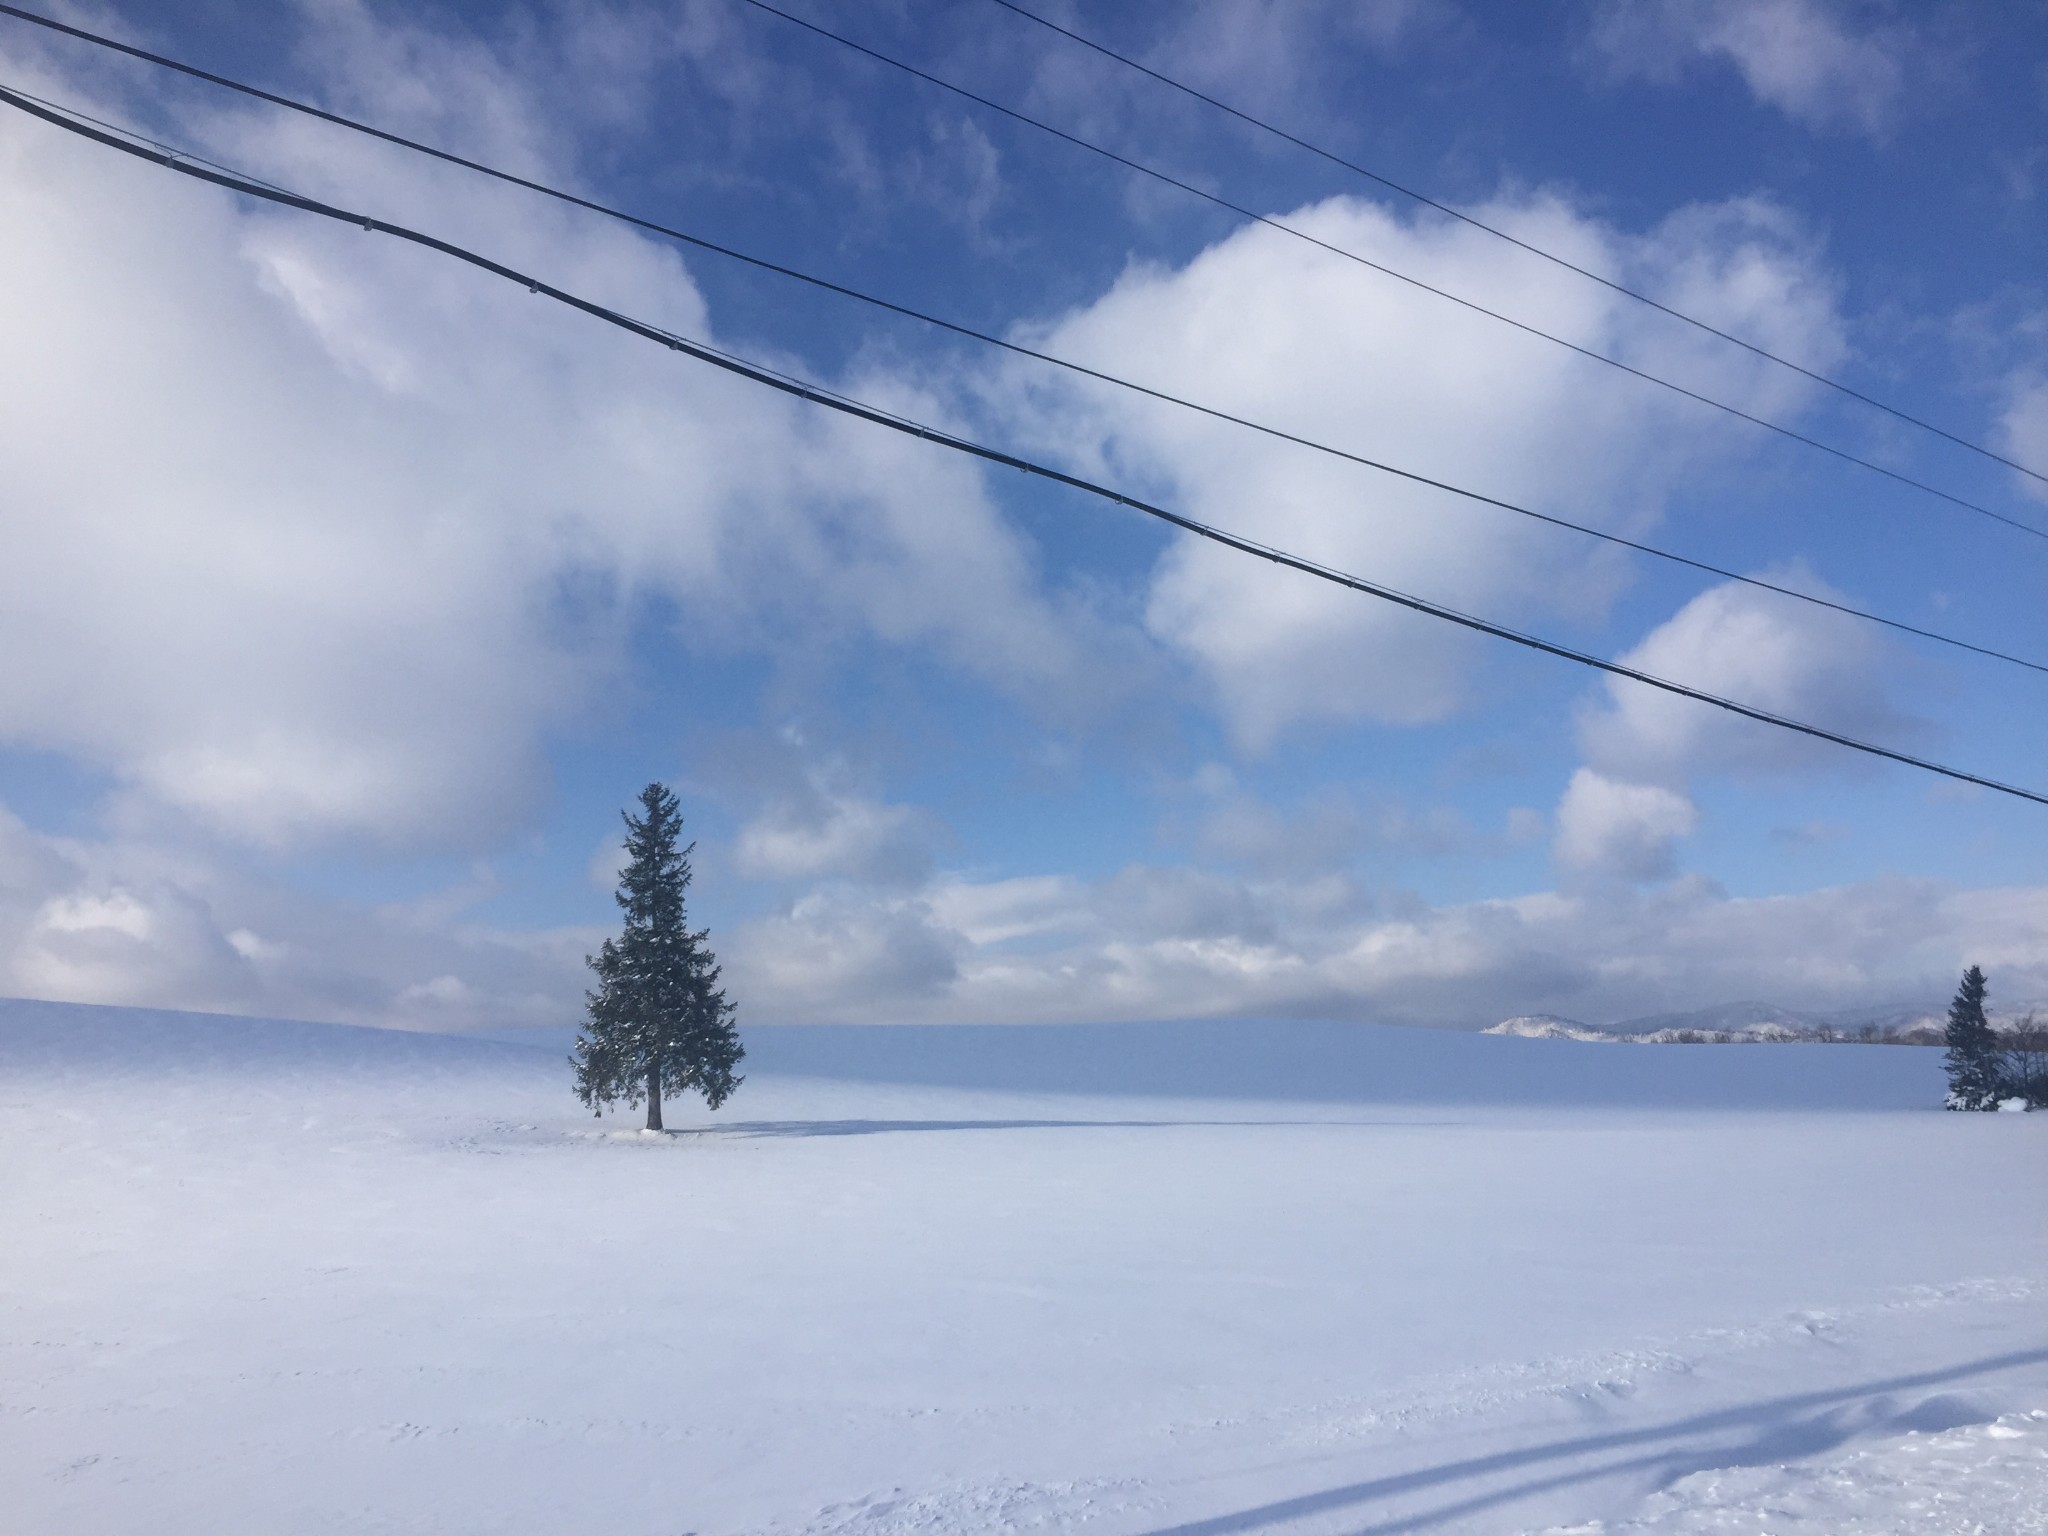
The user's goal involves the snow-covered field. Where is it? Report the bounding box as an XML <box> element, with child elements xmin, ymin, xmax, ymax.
<box><xmin>3</xmin><ymin>998</ymin><xmax>2043</xmax><ymax>1535</ymax></box>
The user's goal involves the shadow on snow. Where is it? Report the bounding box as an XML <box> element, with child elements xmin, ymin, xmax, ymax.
<box><xmin>681</xmin><ymin>1117</ymin><xmax>1466</xmax><ymax>1138</ymax></box>
<box><xmin>1135</xmin><ymin>1349</ymin><xmax>2047</xmax><ymax>1535</ymax></box>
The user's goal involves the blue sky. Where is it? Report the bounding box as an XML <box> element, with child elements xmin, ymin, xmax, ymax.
<box><xmin>0</xmin><ymin>0</ymin><xmax>2045</xmax><ymax>1030</ymax></box>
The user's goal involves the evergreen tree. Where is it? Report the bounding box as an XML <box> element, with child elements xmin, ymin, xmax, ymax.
<box><xmin>573</xmin><ymin>783</ymin><xmax>743</xmax><ymax>1130</ymax></box>
<box><xmin>1942</xmin><ymin>964</ymin><xmax>2002</xmax><ymax>1111</ymax></box>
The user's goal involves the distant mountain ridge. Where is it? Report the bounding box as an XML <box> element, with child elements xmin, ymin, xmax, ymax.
<box><xmin>1486</xmin><ymin>998</ymin><xmax>2048</xmax><ymax>1044</ymax></box>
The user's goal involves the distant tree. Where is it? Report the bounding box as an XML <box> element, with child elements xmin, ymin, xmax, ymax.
<box><xmin>573</xmin><ymin>783</ymin><xmax>743</xmax><ymax>1130</ymax></box>
<box><xmin>1942</xmin><ymin>964</ymin><xmax>2001</xmax><ymax>1111</ymax></box>
<box><xmin>2001</xmin><ymin>1014</ymin><xmax>2048</xmax><ymax>1110</ymax></box>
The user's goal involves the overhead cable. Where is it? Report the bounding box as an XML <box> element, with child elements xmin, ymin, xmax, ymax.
<box><xmin>0</xmin><ymin>20</ymin><xmax>2037</xmax><ymax>675</ymax></box>
<box><xmin>3</xmin><ymin>82</ymin><xmax>2043</xmax><ymax>809</ymax></box>
<box><xmin>986</xmin><ymin>0</ymin><xmax>2048</xmax><ymax>496</ymax></box>
<box><xmin>722</xmin><ymin>0</ymin><xmax>2047</xmax><ymax>545</ymax></box>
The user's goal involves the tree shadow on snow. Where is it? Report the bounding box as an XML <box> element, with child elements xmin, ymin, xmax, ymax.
<box><xmin>1135</xmin><ymin>1348</ymin><xmax>2047</xmax><ymax>1535</ymax></box>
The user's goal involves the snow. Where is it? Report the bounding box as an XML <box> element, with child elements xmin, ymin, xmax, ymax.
<box><xmin>1539</xmin><ymin>1410</ymin><xmax>2048</xmax><ymax>1533</ymax></box>
<box><xmin>3</xmin><ymin>997</ymin><xmax>2044</xmax><ymax>1535</ymax></box>
<box><xmin>1487</xmin><ymin>1014</ymin><xmax>1626</xmax><ymax>1041</ymax></box>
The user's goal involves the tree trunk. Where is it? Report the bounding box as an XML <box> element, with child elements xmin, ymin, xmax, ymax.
<box><xmin>645</xmin><ymin>1065</ymin><xmax>663</xmax><ymax>1131</ymax></box>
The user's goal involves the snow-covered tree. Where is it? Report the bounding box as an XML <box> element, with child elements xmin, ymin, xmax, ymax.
<box><xmin>573</xmin><ymin>783</ymin><xmax>743</xmax><ymax>1130</ymax></box>
<box><xmin>1942</xmin><ymin>964</ymin><xmax>2001</xmax><ymax>1111</ymax></box>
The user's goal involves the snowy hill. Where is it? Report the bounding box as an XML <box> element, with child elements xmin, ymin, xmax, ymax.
<box><xmin>1612</xmin><ymin>999</ymin><xmax>1832</xmax><ymax>1038</ymax></box>
<box><xmin>1484</xmin><ymin>1012</ymin><xmax>1615</xmax><ymax>1041</ymax></box>
<box><xmin>3</xmin><ymin>996</ymin><xmax>2043</xmax><ymax>1535</ymax></box>
<box><xmin>1494</xmin><ymin>1001</ymin><xmax>1929</xmax><ymax>1043</ymax></box>
<box><xmin>1484</xmin><ymin>1003</ymin><xmax>1827</xmax><ymax>1043</ymax></box>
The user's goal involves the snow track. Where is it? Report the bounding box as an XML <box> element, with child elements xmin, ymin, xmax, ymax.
<box><xmin>2</xmin><ymin>998</ymin><xmax>2042</xmax><ymax>1534</ymax></box>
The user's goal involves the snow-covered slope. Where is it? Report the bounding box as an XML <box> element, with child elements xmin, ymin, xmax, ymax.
<box><xmin>1484</xmin><ymin>1006</ymin><xmax>1828</xmax><ymax>1043</ymax></box>
<box><xmin>1485</xmin><ymin>1009</ymin><xmax>1819</xmax><ymax>1044</ymax></box>
<box><xmin>1486</xmin><ymin>1013</ymin><xmax>1615</xmax><ymax>1041</ymax></box>
<box><xmin>1611</xmin><ymin>1000</ymin><xmax>1829</xmax><ymax>1038</ymax></box>
<box><xmin>3</xmin><ymin>997</ymin><xmax>2043</xmax><ymax>1536</ymax></box>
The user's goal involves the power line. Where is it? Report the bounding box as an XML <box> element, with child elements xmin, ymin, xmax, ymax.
<box><xmin>724</xmin><ymin>0</ymin><xmax>2048</xmax><ymax>546</ymax></box>
<box><xmin>0</xmin><ymin>80</ymin><xmax>296</xmax><ymax>196</ymax></box>
<box><xmin>985</xmin><ymin>0</ymin><xmax>2048</xmax><ymax>497</ymax></box>
<box><xmin>4</xmin><ymin>81</ymin><xmax>2043</xmax><ymax>810</ymax></box>
<box><xmin>0</xmin><ymin>19</ymin><xmax>2038</xmax><ymax>677</ymax></box>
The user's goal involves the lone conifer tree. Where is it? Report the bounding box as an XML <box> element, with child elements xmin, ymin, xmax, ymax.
<box><xmin>1942</xmin><ymin>963</ymin><xmax>2001</xmax><ymax>1111</ymax></box>
<box><xmin>573</xmin><ymin>783</ymin><xmax>742</xmax><ymax>1130</ymax></box>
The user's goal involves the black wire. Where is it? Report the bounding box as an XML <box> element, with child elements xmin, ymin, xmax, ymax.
<box><xmin>0</xmin><ymin>13</ymin><xmax>2036</xmax><ymax>677</ymax></box>
<box><xmin>3</xmin><ymin>81</ymin><xmax>2042</xmax><ymax>810</ymax></box>
<box><xmin>0</xmin><ymin>79</ymin><xmax>296</xmax><ymax>195</ymax></box>
<box><xmin>986</xmin><ymin>0</ymin><xmax>2048</xmax><ymax>496</ymax></box>
<box><xmin>10</xmin><ymin>3</ymin><xmax>2034</xmax><ymax>544</ymax></box>
<box><xmin>723</xmin><ymin>0</ymin><xmax>2048</xmax><ymax>546</ymax></box>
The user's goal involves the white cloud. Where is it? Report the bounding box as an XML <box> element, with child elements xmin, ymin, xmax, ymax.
<box><xmin>1151</xmin><ymin>0</ymin><xmax>1439</xmax><ymax>101</ymax></box>
<box><xmin>1548</xmin><ymin>573</ymin><xmax>1916</xmax><ymax>888</ymax></box>
<box><xmin>722</xmin><ymin>853</ymin><xmax>2048</xmax><ymax>1028</ymax></box>
<box><xmin>927</xmin><ymin>874</ymin><xmax>1089</xmax><ymax>947</ymax></box>
<box><xmin>5</xmin><ymin>792</ymin><xmax>2040</xmax><ymax>1038</ymax></box>
<box><xmin>0</xmin><ymin>803</ymin><xmax>595</xmax><ymax>1030</ymax></box>
<box><xmin>1578</xmin><ymin>572</ymin><xmax>1916</xmax><ymax>786</ymax></box>
<box><xmin>1551</xmin><ymin>572</ymin><xmax>1913</xmax><ymax>886</ymax></box>
<box><xmin>1588</xmin><ymin>0</ymin><xmax>1912</xmax><ymax>136</ymax></box>
<box><xmin>0</xmin><ymin>28</ymin><xmax>1135</xmax><ymax>852</ymax></box>
<box><xmin>1553</xmin><ymin>768</ymin><xmax>1698</xmax><ymax>881</ymax></box>
<box><xmin>15</xmin><ymin>885</ymin><xmax>248</xmax><ymax>1013</ymax></box>
<box><xmin>1011</xmin><ymin>0</ymin><xmax>1442</xmax><ymax>161</ymax></box>
<box><xmin>699</xmin><ymin>733</ymin><xmax>945</xmax><ymax>889</ymax></box>
<box><xmin>998</xmin><ymin>190</ymin><xmax>1842</xmax><ymax>748</ymax></box>
<box><xmin>0</xmin><ymin>3</ymin><xmax>2016</xmax><ymax>1052</ymax></box>
<box><xmin>722</xmin><ymin>888</ymin><xmax>963</xmax><ymax>1020</ymax></box>
<box><xmin>735</xmin><ymin>791</ymin><xmax>937</xmax><ymax>886</ymax></box>
<box><xmin>2001</xmin><ymin>372</ymin><xmax>2048</xmax><ymax>504</ymax></box>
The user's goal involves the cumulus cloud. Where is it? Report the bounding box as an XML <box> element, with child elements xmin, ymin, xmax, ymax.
<box><xmin>1577</xmin><ymin>570</ymin><xmax>1917</xmax><ymax>786</ymax></box>
<box><xmin>1587</xmin><ymin>0</ymin><xmax>1913</xmax><ymax>136</ymax></box>
<box><xmin>1547</xmin><ymin>570</ymin><xmax>1915</xmax><ymax>884</ymax></box>
<box><xmin>996</xmin><ymin>190</ymin><xmax>1842</xmax><ymax>748</ymax></box>
<box><xmin>1553</xmin><ymin>768</ymin><xmax>1698</xmax><ymax>881</ymax></box>
<box><xmin>0</xmin><ymin>23</ymin><xmax>1134</xmax><ymax>853</ymax></box>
